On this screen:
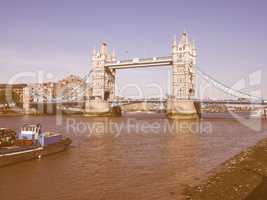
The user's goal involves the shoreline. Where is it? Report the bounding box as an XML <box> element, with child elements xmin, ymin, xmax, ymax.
<box><xmin>0</xmin><ymin>112</ymin><xmax>25</xmax><ymax>116</ymax></box>
<box><xmin>184</xmin><ymin>137</ymin><xmax>267</xmax><ymax>199</ymax></box>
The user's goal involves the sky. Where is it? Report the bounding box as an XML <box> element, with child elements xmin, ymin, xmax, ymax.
<box><xmin>0</xmin><ymin>0</ymin><xmax>266</xmax><ymax>98</ymax></box>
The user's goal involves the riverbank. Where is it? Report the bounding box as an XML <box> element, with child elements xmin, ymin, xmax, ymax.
<box><xmin>0</xmin><ymin>111</ymin><xmax>24</xmax><ymax>116</ymax></box>
<box><xmin>184</xmin><ymin>138</ymin><xmax>267</xmax><ymax>199</ymax></box>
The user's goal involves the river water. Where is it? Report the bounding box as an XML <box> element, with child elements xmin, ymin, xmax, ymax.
<box><xmin>0</xmin><ymin>113</ymin><xmax>266</xmax><ymax>200</ymax></box>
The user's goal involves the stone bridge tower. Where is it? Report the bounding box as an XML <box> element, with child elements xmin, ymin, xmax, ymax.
<box><xmin>167</xmin><ymin>32</ymin><xmax>200</xmax><ymax>119</ymax></box>
<box><xmin>85</xmin><ymin>43</ymin><xmax>120</xmax><ymax>116</ymax></box>
<box><xmin>91</xmin><ymin>42</ymin><xmax>116</xmax><ymax>100</ymax></box>
<box><xmin>171</xmin><ymin>32</ymin><xmax>196</xmax><ymax>99</ymax></box>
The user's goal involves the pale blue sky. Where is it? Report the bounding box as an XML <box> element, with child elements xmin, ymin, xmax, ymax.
<box><xmin>0</xmin><ymin>0</ymin><xmax>266</xmax><ymax>98</ymax></box>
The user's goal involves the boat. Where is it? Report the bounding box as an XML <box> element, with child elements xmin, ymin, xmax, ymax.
<box><xmin>0</xmin><ymin>124</ymin><xmax>71</xmax><ymax>167</ymax></box>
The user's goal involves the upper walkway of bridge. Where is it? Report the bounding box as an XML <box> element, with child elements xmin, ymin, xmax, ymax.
<box><xmin>104</xmin><ymin>56</ymin><xmax>173</xmax><ymax>69</ymax></box>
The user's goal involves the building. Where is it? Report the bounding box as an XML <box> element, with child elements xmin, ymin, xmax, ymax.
<box><xmin>21</xmin><ymin>74</ymin><xmax>87</xmax><ymax>103</ymax></box>
<box><xmin>30</xmin><ymin>82</ymin><xmax>56</xmax><ymax>103</ymax></box>
<box><xmin>0</xmin><ymin>84</ymin><xmax>27</xmax><ymax>104</ymax></box>
<box><xmin>56</xmin><ymin>75</ymin><xmax>86</xmax><ymax>101</ymax></box>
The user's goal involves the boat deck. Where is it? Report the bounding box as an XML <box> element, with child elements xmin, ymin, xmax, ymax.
<box><xmin>0</xmin><ymin>144</ymin><xmax>41</xmax><ymax>155</ymax></box>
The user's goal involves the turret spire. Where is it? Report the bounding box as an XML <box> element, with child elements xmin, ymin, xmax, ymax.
<box><xmin>92</xmin><ymin>47</ymin><xmax>96</xmax><ymax>56</ymax></box>
<box><xmin>111</xmin><ymin>48</ymin><xmax>116</xmax><ymax>62</ymax></box>
<box><xmin>192</xmin><ymin>40</ymin><xmax>197</xmax><ymax>57</ymax></box>
<box><xmin>172</xmin><ymin>35</ymin><xmax>177</xmax><ymax>47</ymax></box>
<box><xmin>191</xmin><ymin>40</ymin><xmax>196</xmax><ymax>50</ymax></box>
<box><xmin>100</xmin><ymin>42</ymin><xmax>108</xmax><ymax>55</ymax></box>
<box><xmin>178</xmin><ymin>32</ymin><xmax>190</xmax><ymax>50</ymax></box>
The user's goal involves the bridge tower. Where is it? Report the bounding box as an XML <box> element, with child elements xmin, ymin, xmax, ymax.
<box><xmin>85</xmin><ymin>43</ymin><xmax>120</xmax><ymax>116</ymax></box>
<box><xmin>167</xmin><ymin>32</ymin><xmax>200</xmax><ymax>119</ymax></box>
<box><xmin>171</xmin><ymin>32</ymin><xmax>196</xmax><ymax>98</ymax></box>
<box><xmin>90</xmin><ymin>42</ymin><xmax>116</xmax><ymax>100</ymax></box>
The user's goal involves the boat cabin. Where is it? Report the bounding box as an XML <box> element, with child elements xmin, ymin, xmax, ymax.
<box><xmin>19</xmin><ymin>124</ymin><xmax>41</xmax><ymax>140</ymax></box>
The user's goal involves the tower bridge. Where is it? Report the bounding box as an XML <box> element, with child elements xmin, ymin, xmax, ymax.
<box><xmin>21</xmin><ymin>32</ymin><xmax>264</xmax><ymax>118</ymax></box>
<box><xmin>84</xmin><ymin>32</ymin><xmax>199</xmax><ymax>119</ymax></box>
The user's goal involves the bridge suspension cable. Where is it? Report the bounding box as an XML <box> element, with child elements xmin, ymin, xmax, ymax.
<box><xmin>197</xmin><ymin>69</ymin><xmax>261</xmax><ymax>101</ymax></box>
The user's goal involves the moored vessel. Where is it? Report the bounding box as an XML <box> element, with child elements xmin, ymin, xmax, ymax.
<box><xmin>0</xmin><ymin>124</ymin><xmax>71</xmax><ymax>167</ymax></box>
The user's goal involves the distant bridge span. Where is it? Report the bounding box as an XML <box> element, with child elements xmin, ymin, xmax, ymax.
<box><xmin>109</xmin><ymin>99</ymin><xmax>266</xmax><ymax>106</ymax></box>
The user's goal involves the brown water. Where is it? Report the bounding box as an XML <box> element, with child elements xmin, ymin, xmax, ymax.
<box><xmin>0</xmin><ymin>113</ymin><xmax>266</xmax><ymax>200</ymax></box>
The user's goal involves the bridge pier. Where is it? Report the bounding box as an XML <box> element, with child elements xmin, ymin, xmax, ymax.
<box><xmin>166</xmin><ymin>99</ymin><xmax>200</xmax><ymax>119</ymax></box>
<box><xmin>84</xmin><ymin>100</ymin><xmax>121</xmax><ymax>117</ymax></box>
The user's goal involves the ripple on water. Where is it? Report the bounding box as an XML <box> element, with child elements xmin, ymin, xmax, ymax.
<box><xmin>0</xmin><ymin>114</ymin><xmax>266</xmax><ymax>200</ymax></box>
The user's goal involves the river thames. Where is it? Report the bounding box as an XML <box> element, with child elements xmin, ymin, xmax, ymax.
<box><xmin>0</xmin><ymin>113</ymin><xmax>266</xmax><ymax>200</ymax></box>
